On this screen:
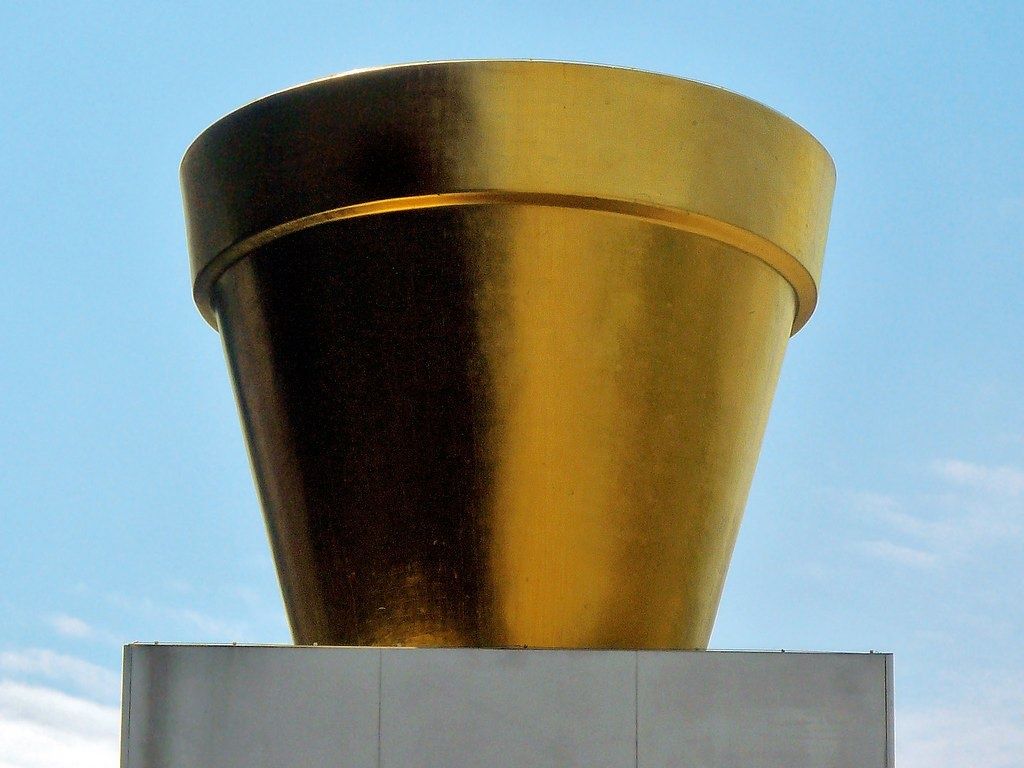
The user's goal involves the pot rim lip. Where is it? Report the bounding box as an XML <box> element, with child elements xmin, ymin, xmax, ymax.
<box><xmin>181</xmin><ymin>59</ymin><xmax>835</xmax><ymax>172</ymax></box>
<box><xmin>181</xmin><ymin>59</ymin><xmax>836</xmax><ymax>334</ymax></box>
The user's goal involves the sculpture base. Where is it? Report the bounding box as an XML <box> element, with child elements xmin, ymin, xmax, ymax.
<box><xmin>120</xmin><ymin>644</ymin><xmax>893</xmax><ymax>767</ymax></box>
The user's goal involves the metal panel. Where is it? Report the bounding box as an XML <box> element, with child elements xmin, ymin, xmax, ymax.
<box><xmin>637</xmin><ymin>651</ymin><xmax>891</xmax><ymax>768</ymax></box>
<box><xmin>379</xmin><ymin>648</ymin><xmax>636</xmax><ymax>768</ymax></box>
<box><xmin>885</xmin><ymin>654</ymin><xmax>895</xmax><ymax>767</ymax></box>
<box><xmin>121</xmin><ymin>645</ymin><xmax>892</xmax><ymax>768</ymax></box>
<box><xmin>122</xmin><ymin>645</ymin><xmax>379</xmax><ymax>768</ymax></box>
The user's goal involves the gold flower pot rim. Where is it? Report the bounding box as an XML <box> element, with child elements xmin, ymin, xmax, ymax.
<box><xmin>182</xmin><ymin>59</ymin><xmax>835</xmax><ymax>333</ymax></box>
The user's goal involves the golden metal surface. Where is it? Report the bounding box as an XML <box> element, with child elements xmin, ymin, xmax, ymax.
<box><xmin>181</xmin><ymin>61</ymin><xmax>835</xmax><ymax>649</ymax></box>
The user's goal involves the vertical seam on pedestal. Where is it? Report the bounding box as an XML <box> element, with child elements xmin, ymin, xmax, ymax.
<box><xmin>634</xmin><ymin>652</ymin><xmax>639</xmax><ymax>768</ymax></box>
<box><xmin>377</xmin><ymin>649</ymin><xmax>383</xmax><ymax>768</ymax></box>
<box><xmin>884</xmin><ymin>654</ymin><xmax>892</xmax><ymax>768</ymax></box>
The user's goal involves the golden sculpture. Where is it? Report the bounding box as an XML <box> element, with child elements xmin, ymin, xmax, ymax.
<box><xmin>181</xmin><ymin>61</ymin><xmax>835</xmax><ymax>649</ymax></box>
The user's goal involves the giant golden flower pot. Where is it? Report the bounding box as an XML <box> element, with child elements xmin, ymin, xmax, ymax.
<box><xmin>182</xmin><ymin>61</ymin><xmax>834</xmax><ymax>649</ymax></box>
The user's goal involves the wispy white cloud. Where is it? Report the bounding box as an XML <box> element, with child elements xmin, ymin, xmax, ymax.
<box><xmin>0</xmin><ymin>680</ymin><xmax>119</xmax><ymax>768</ymax></box>
<box><xmin>68</xmin><ymin>580</ymin><xmax>287</xmax><ymax>643</ymax></box>
<box><xmin>104</xmin><ymin>591</ymin><xmax>249</xmax><ymax>640</ymax></box>
<box><xmin>934</xmin><ymin>459</ymin><xmax>1024</xmax><ymax>497</ymax></box>
<box><xmin>48</xmin><ymin>614</ymin><xmax>94</xmax><ymax>640</ymax></box>
<box><xmin>858</xmin><ymin>539</ymin><xmax>938</xmax><ymax>568</ymax></box>
<box><xmin>46</xmin><ymin>614</ymin><xmax>119</xmax><ymax>645</ymax></box>
<box><xmin>848</xmin><ymin>491</ymin><xmax>902</xmax><ymax>516</ymax></box>
<box><xmin>0</xmin><ymin>650</ymin><xmax>119</xmax><ymax>704</ymax></box>
<box><xmin>853</xmin><ymin>459</ymin><xmax>1023</xmax><ymax>567</ymax></box>
<box><xmin>899</xmin><ymin>681</ymin><xmax>1024</xmax><ymax>768</ymax></box>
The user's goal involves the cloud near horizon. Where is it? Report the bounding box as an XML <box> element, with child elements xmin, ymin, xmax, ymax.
<box><xmin>898</xmin><ymin>678</ymin><xmax>1024</xmax><ymax>768</ymax></box>
<box><xmin>0</xmin><ymin>649</ymin><xmax>119</xmax><ymax>705</ymax></box>
<box><xmin>0</xmin><ymin>674</ymin><xmax>118</xmax><ymax>768</ymax></box>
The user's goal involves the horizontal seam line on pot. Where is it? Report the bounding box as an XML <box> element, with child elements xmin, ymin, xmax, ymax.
<box><xmin>192</xmin><ymin>191</ymin><xmax>817</xmax><ymax>334</ymax></box>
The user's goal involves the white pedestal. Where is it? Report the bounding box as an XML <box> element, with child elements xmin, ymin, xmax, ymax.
<box><xmin>120</xmin><ymin>645</ymin><xmax>893</xmax><ymax>768</ymax></box>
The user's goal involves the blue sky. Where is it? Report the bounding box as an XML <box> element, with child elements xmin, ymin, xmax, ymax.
<box><xmin>1</xmin><ymin>2</ymin><xmax>1021</xmax><ymax>765</ymax></box>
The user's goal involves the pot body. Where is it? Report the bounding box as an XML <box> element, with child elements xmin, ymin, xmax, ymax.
<box><xmin>182</xmin><ymin>61</ymin><xmax>834</xmax><ymax>648</ymax></box>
